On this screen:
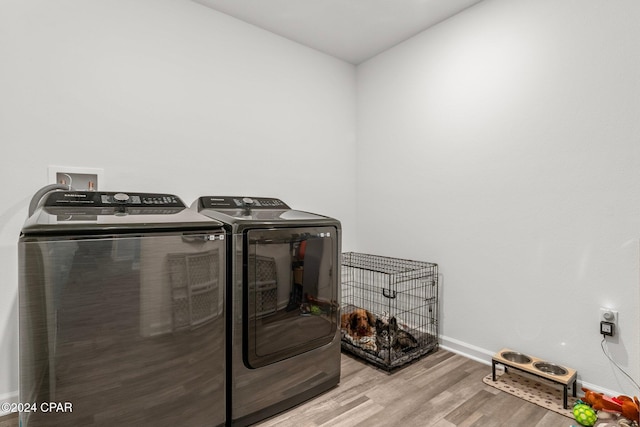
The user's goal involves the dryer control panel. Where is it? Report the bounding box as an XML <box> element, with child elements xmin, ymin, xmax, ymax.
<box><xmin>198</xmin><ymin>196</ymin><xmax>290</xmax><ymax>210</ymax></box>
<box><xmin>44</xmin><ymin>191</ymin><xmax>185</xmax><ymax>208</ymax></box>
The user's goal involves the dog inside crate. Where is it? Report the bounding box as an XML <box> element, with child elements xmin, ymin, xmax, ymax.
<box><xmin>340</xmin><ymin>305</ymin><xmax>420</xmax><ymax>360</ymax></box>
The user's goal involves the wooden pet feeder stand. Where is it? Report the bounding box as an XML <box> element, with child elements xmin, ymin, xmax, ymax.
<box><xmin>492</xmin><ymin>348</ymin><xmax>578</xmax><ymax>409</ymax></box>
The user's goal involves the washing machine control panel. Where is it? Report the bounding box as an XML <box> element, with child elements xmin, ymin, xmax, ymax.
<box><xmin>101</xmin><ymin>193</ymin><xmax>183</xmax><ymax>207</ymax></box>
<box><xmin>44</xmin><ymin>191</ymin><xmax>185</xmax><ymax>208</ymax></box>
<box><xmin>198</xmin><ymin>196</ymin><xmax>290</xmax><ymax>209</ymax></box>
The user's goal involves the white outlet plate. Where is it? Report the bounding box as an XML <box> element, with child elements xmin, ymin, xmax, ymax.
<box><xmin>48</xmin><ymin>166</ymin><xmax>104</xmax><ymax>191</ymax></box>
<box><xmin>600</xmin><ymin>307</ymin><xmax>618</xmax><ymax>325</ymax></box>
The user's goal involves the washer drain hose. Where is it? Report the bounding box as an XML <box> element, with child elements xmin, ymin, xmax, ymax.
<box><xmin>28</xmin><ymin>183</ymin><xmax>71</xmax><ymax>218</ymax></box>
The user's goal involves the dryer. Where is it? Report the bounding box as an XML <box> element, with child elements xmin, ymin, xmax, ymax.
<box><xmin>193</xmin><ymin>196</ymin><xmax>341</xmax><ymax>426</ymax></box>
<box><xmin>19</xmin><ymin>190</ymin><xmax>226</xmax><ymax>427</ymax></box>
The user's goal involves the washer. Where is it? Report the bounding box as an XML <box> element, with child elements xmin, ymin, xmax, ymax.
<box><xmin>193</xmin><ymin>196</ymin><xmax>341</xmax><ymax>426</ymax></box>
<box><xmin>19</xmin><ymin>190</ymin><xmax>226</xmax><ymax>427</ymax></box>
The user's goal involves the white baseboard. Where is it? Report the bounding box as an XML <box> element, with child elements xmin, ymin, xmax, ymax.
<box><xmin>440</xmin><ymin>335</ymin><xmax>495</xmax><ymax>366</ymax></box>
<box><xmin>0</xmin><ymin>390</ymin><xmax>19</xmax><ymax>417</ymax></box>
<box><xmin>439</xmin><ymin>335</ymin><xmax>622</xmax><ymax>398</ymax></box>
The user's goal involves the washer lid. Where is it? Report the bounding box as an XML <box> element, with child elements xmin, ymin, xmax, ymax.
<box><xmin>22</xmin><ymin>191</ymin><xmax>224</xmax><ymax>235</ymax></box>
<box><xmin>193</xmin><ymin>196</ymin><xmax>331</xmax><ymax>222</ymax></box>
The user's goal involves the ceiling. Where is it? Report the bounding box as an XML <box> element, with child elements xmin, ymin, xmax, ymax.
<box><xmin>192</xmin><ymin>0</ymin><xmax>484</xmax><ymax>64</ymax></box>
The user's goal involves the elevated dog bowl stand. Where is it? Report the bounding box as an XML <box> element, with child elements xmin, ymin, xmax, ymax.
<box><xmin>492</xmin><ymin>348</ymin><xmax>577</xmax><ymax>409</ymax></box>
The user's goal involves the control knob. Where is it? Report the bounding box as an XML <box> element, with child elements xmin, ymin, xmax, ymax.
<box><xmin>114</xmin><ymin>193</ymin><xmax>130</xmax><ymax>203</ymax></box>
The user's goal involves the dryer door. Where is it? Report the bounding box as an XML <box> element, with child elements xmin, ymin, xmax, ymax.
<box><xmin>244</xmin><ymin>226</ymin><xmax>338</xmax><ymax>368</ymax></box>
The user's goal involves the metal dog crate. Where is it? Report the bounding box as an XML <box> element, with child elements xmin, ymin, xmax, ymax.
<box><xmin>341</xmin><ymin>252</ymin><xmax>439</xmax><ymax>370</ymax></box>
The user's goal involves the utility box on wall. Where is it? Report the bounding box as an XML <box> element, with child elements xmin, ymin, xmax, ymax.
<box><xmin>48</xmin><ymin>166</ymin><xmax>104</xmax><ymax>191</ymax></box>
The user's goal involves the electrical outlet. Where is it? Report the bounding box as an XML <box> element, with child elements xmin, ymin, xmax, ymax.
<box><xmin>48</xmin><ymin>166</ymin><xmax>104</xmax><ymax>191</ymax></box>
<box><xmin>600</xmin><ymin>321</ymin><xmax>615</xmax><ymax>337</ymax></box>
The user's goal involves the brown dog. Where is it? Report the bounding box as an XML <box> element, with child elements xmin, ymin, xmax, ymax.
<box><xmin>341</xmin><ymin>308</ymin><xmax>376</xmax><ymax>338</ymax></box>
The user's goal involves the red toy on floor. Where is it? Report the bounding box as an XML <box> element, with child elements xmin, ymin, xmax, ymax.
<box><xmin>581</xmin><ymin>387</ymin><xmax>639</xmax><ymax>423</ymax></box>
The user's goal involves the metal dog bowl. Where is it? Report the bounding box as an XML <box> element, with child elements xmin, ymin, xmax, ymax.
<box><xmin>500</xmin><ymin>351</ymin><xmax>532</xmax><ymax>364</ymax></box>
<box><xmin>533</xmin><ymin>361</ymin><xmax>568</xmax><ymax>376</ymax></box>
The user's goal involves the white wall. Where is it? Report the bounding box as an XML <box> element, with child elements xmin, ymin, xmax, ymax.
<box><xmin>3</xmin><ymin>0</ymin><xmax>639</xmax><ymax>410</ymax></box>
<box><xmin>0</xmin><ymin>0</ymin><xmax>357</xmax><ymax>406</ymax></box>
<box><xmin>357</xmin><ymin>0</ymin><xmax>640</xmax><ymax>395</ymax></box>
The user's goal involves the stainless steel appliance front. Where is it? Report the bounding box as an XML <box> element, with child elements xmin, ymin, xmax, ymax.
<box><xmin>194</xmin><ymin>196</ymin><xmax>341</xmax><ymax>426</ymax></box>
<box><xmin>19</xmin><ymin>191</ymin><xmax>226</xmax><ymax>427</ymax></box>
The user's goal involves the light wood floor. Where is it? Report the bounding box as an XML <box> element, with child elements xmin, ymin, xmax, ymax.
<box><xmin>0</xmin><ymin>349</ymin><xmax>570</xmax><ymax>427</ymax></box>
<box><xmin>255</xmin><ymin>350</ymin><xmax>569</xmax><ymax>427</ymax></box>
